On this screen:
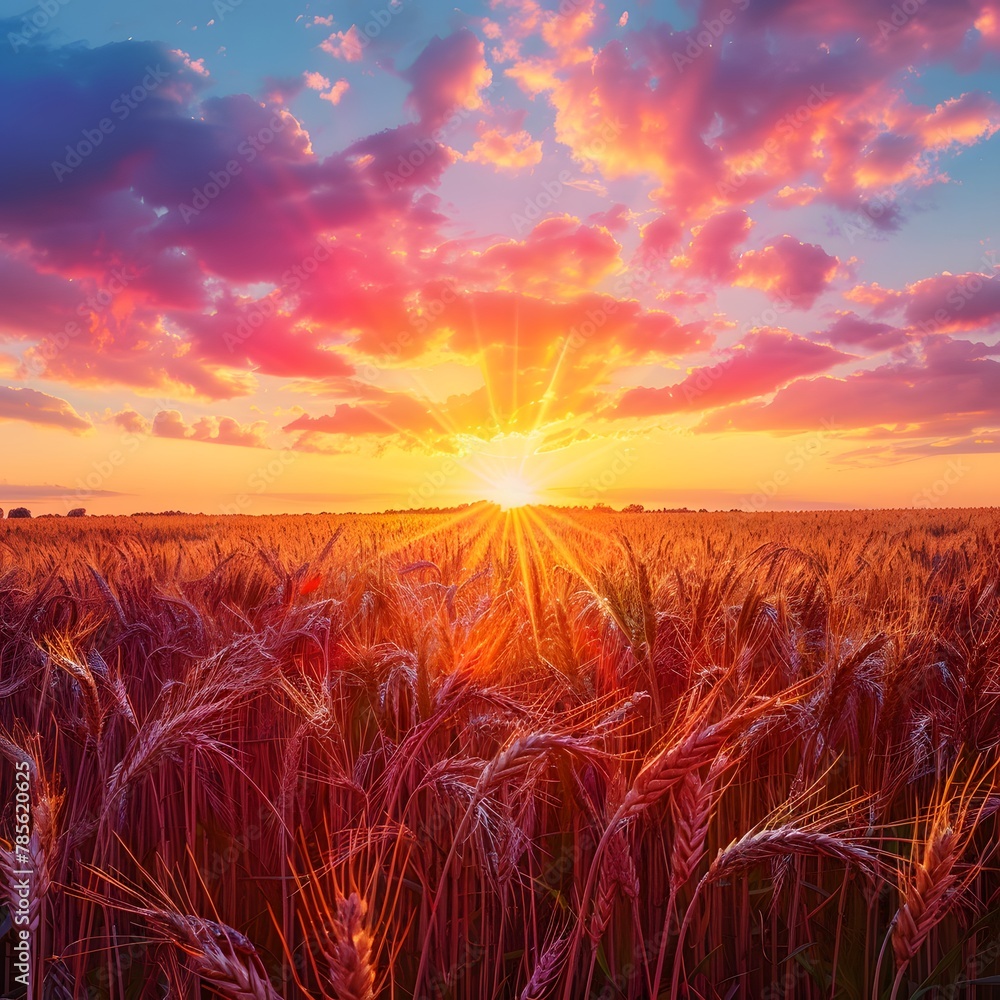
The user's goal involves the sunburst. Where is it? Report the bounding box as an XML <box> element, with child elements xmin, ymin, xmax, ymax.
<box><xmin>484</xmin><ymin>472</ymin><xmax>541</xmax><ymax>510</ymax></box>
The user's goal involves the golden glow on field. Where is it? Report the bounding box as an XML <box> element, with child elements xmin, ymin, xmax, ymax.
<box><xmin>484</xmin><ymin>472</ymin><xmax>541</xmax><ymax>510</ymax></box>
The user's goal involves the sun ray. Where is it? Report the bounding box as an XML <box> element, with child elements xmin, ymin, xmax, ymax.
<box><xmin>522</xmin><ymin>505</ymin><xmax>603</xmax><ymax>593</ymax></box>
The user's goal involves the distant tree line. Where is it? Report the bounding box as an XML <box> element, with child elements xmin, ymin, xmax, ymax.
<box><xmin>2</xmin><ymin>508</ymin><xmax>86</xmax><ymax>518</ymax></box>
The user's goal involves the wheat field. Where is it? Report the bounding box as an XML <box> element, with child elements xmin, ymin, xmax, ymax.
<box><xmin>1</xmin><ymin>506</ymin><xmax>998</xmax><ymax>999</ymax></box>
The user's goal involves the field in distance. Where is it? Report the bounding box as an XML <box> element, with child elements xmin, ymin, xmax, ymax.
<box><xmin>1</xmin><ymin>507</ymin><xmax>998</xmax><ymax>999</ymax></box>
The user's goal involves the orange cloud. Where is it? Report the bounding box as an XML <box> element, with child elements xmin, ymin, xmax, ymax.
<box><xmin>465</xmin><ymin>126</ymin><xmax>544</xmax><ymax>172</ymax></box>
<box><xmin>479</xmin><ymin>216</ymin><xmax>622</xmax><ymax>297</ymax></box>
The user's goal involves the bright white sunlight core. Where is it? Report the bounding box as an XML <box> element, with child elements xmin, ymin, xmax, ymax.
<box><xmin>486</xmin><ymin>473</ymin><xmax>541</xmax><ymax>510</ymax></box>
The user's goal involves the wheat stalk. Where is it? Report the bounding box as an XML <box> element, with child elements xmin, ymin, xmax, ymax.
<box><xmin>142</xmin><ymin>910</ymin><xmax>283</xmax><ymax>1000</ymax></box>
<box><xmin>320</xmin><ymin>892</ymin><xmax>376</xmax><ymax>1000</ymax></box>
<box><xmin>884</xmin><ymin>766</ymin><xmax>995</xmax><ymax>998</ymax></box>
<box><xmin>520</xmin><ymin>934</ymin><xmax>568</xmax><ymax>1000</ymax></box>
<box><xmin>670</xmin><ymin>756</ymin><xmax>726</xmax><ymax>891</ymax></box>
<box><xmin>589</xmin><ymin>829</ymin><xmax>637</xmax><ymax>942</ymax></box>
<box><xmin>670</xmin><ymin>824</ymin><xmax>876</xmax><ymax>999</ymax></box>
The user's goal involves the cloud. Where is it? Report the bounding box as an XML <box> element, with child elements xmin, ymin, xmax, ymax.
<box><xmin>844</xmin><ymin>269</ymin><xmax>1000</xmax><ymax>335</ymax></box>
<box><xmin>673</xmin><ymin>210</ymin><xmax>752</xmax><ymax>282</ymax></box>
<box><xmin>735</xmin><ymin>235</ymin><xmax>840</xmax><ymax>308</ymax></box>
<box><xmin>479</xmin><ymin>216</ymin><xmax>622</xmax><ymax>296</ymax></box>
<box><xmin>304</xmin><ymin>71</ymin><xmax>350</xmax><ymax>105</ymax></box>
<box><xmin>465</xmin><ymin>126</ymin><xmax>543</xmax><ymax>172</ymax></box>
<box><xmin>0</xmin><ymin>386</ymin><xmax>91</xmax><ymax>433</ymax></box>
<box><xmin>823</xmin><ymin>312</ymin><xmax>907</xmax><ymax>352</ymax></box>
<box><xmin>404</xmin><ymin>29</ymin><xmax>493</xmax><ymax>127</ymax></box>
<box><xmin>502</xmin><ymin>0</ymin><xmax>1000</xmax><ymax>228</ymax></box>
<box><xmin>3</xmin><ymin>6</ymin><xmax>998</xmax><ymax>473</ymax></box>
<box><xmin>151</xmin><ymin>410</ymin><xmax>270</xmax><ymax>447</ymax></box>
<box><xmin>320</xmin><ymin>80</ymin><xmax>350</xmax><ymax>105</ymax></box>
<box><xmin>900</xmin><ymin>271</ymin><xmax>1000</xmax><ymax>333</ymax></box>
<box><xmin>639</xmin><ymin>214</ymin><xmax>683</xmax><ymax>260</ymax></box>
<box><xmin>109</xmin><ymin>407</ymin><xmax>151</xmax><ymax>434</ymax></box>
<box><xmin>403</xmin><ymin>285</ymin><xmax>712</xmax><ymax>365</ymax></box>
<box><xmin>321</xmin><ymin>25</ymin><xmax>365</xmax><ymax>62</ymax></box>
<box><xmin>698</xmin><ymin>337</ymin><xmax>1000</xmax><ymax>441</ymax></box>
<box><xmin>0</xmin><ymin>33</ymin><xmax>461</xmax><ymax>399</ymax></box>
<box><xmin>0</xmin><ymin>483</ymin><xmax>125</xmax><ymax>501</ymax></box>
<box><xmin>618</xmin><ymin>330</ymin><xmax>851</xmax><ymax>416</ymax></box>
<box><xmin>285</xmin><ymin>392</ymin><xmax>437</xmax><ymax>438</ymax></box>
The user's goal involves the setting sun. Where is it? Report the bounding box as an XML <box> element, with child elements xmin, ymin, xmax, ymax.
<box><xmin>486</xmin><ymin>473</ymin><xmax>541</xmax><ymax>510</ymax></box>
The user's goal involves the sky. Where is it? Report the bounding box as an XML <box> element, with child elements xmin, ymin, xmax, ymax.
<box><xmin>0</xmin><ymin>0</ymin><xmax>999</xmax><ymax>514</ymax></box>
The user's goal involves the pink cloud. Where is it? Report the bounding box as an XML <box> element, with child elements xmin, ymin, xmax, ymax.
<box><xmin>900</xmin><ymin>271</ymin><xmax>1000</xmax><ymax>333</ymax></box>
<box><xmin>674</xmin><ymin>210</ymin><xmax>752</xmax><ymax>281</ymax></box>
<box><xmin>736</xmin><ymin>235</ymin><xmax>840</xmax><ymax>308</ymax></box>
<box><xmin>404</xmin><ymin>29</ymin><xmax>493</xmax><ymax>127</ymax></box>
<box><xmin>589</xmin><ymin>203</ymin><xmax>631</xmax><ymax>233</ymax></box>
<box><xmin>823</xmin><ymin>312</ymin><xmax>907</xmax><ymax>352</ymax></box>
<box><xmin>845</xmin><ymin>270</ymin><xmax>1000</xmax><ymax>334</ymax></box>
<box><xmin>284</xmin><ymin>393</ymin><xmax>435</xmax><ymax>437</ymax></box>
<box><xmin>3</xmin><ymin>10</ymin><xmax>999</xmax><ymax>469</ymax></box>
<box><xmin>0</xmin><ymin>385</ymin><xmax>91</xmax><ymax>433</ymax></box>
<box><xmin>321</xmin><ymin>25</ymin><xmax>365</xmax><ymax>62</ymax></box>
<box><xmin>152</xmin><ymin>410</ymin><xmax>270</xmax><ymax>448</ymax></box>
<box><xmin>618</xmin><ymin>329</ymin><xmax>851</xmax><ymax>416</ymax></box>
<box><xmin>305</xmin><ymin>71</ymin><xmax>351</xmax><ymax>105</ymax></box>
<box><xmin>320</xmin><ymin>80</ymin><xmax>350</xmax><ymax>105</ymax></box>
<box><xmin>479</xmin><ymin>216</ymin><xmax>622</xmax><ymax>296</ymax></box>
<box><xmin>502</xmin><ymin>1</ymin><xmax>1000</xmax><ymax>230</ymax></box>
<box><xmin>109</xmin><ymin>408</ymin><xmax>151</xmax><ymax>434</ymax></box>
<box><xmin>698</xmin><ymin>337</ymin><xmax>1000</xmax><ymax>439</ymax></box>
<box><xmin>639</xmin><ymin>214</ymin><xmax>682</xmax><ymax>260</ymax></box>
